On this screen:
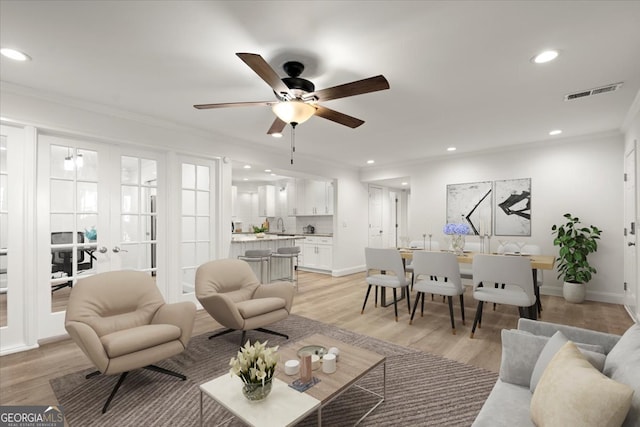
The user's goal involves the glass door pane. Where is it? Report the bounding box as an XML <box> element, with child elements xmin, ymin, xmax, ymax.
<box><xmin>0</xmin><ymin>136</ymin><xmax>7</xmax><ymax>327</ymax></box>
<box><xmin>180</xmin><ymin>161</ymin><xmax>214</xmax><ymax>293</ymax></box>
<box><xmin>118</xmin><ymin>156</ymin><xmax>157</xmax><ymax>274</ymax></box>
<box><xmin>50</xmin><ymin>145</ymin><xmax>99</xmax><ymax>312</ymax></box>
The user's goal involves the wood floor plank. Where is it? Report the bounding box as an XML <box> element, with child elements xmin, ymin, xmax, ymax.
<box><xmin>0</xmin><ymin>270</ymin><xmax>633</xmax><ymax>408</ymax></box>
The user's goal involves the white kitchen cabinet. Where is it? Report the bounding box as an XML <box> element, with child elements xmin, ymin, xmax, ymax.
<box><xmin>325</xmin><ymin>181</ymin><xmax>334</xmax><ymax>215</ymax></box>
<box><xmin>286</xmin><ymin>180</ymin><xmax>297</xmax><ymax>216</ymax></box>
<box><xmin>257</xmin><ymin>185</ymin><xmax>275</xmax><ymax>217</ymax></box>
<box><xmin>295</xmin><ymin>179</ymin><xmax>334</xmax><ymax>216</ymax></box>
<box><xmin>300</xmin><ymin>236</ymin><xmax>333</xmax><ymax>272</ymax></box>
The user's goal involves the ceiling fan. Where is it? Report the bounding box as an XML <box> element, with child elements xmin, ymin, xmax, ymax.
<box><xmin>194</xmin><ymin>53</ymin><xmax>390</xmax><ymax>135</ymax></box>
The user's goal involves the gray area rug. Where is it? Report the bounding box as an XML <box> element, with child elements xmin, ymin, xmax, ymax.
<box><xmin>50</xmin><ymin>315</ymin><xmax>497</xmax><ymax>426</ymax></box>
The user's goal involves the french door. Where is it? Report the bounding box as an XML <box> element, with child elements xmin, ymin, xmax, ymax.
<box><xmin>37</xmin><ymin>133</ymin><xmax>165</xmax><ymax>338</ymax></box>
<box><xmin>0</xmin><ymin>124</ymin><xmax>30</xmax><ymax>353</ymax></box>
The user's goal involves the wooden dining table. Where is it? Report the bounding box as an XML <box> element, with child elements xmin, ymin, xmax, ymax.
<box><xmin>396</xmin><ymin>249</ymin><xmax>556</xmax><ymax>319</ymax></box>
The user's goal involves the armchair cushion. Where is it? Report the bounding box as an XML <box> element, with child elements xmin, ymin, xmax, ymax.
<box><xmin>530</xmin><ymin>341</ymin><xmax>633</xmax><ymax>427</ymax></box>
<box><xmin>101</xmin><ymin>324</ymin><xmax>182</xmax><ymax>358</ymax></box>
<box><xmin>236</xmin><ymin>298</ymin><xmax>286</xmax><ymax>319</ymax></box>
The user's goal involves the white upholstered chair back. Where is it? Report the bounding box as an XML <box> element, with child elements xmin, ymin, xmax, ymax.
<box><xmin>411</xmin><ymin>251</ymin><xmax>463</xmax><ymax>294</ymax></box>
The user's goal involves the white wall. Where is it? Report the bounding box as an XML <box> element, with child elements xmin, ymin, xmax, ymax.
<box><xmin>363</xmin><ymin>132</ymin><xmax>626</xmax><ymax>303</ymax></box>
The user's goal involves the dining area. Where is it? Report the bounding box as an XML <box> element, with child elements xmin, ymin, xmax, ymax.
<box><xmin>360</xmin><ymin>243</ymin><xmax>556</xmax><ymax>338</ymax></box>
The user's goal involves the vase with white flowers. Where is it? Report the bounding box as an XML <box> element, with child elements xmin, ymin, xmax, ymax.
<box><xmin>229</xmin><ymin>340</ymin><xmax>279</xmax><ymax>401</ymax></box>
<box><xmin>443</xmin><ymin>222</ymin><xmax>471</xmax><ymax>255</ymax></box>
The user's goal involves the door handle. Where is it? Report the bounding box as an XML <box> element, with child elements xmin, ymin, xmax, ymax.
<box><xmin>98</xmin><ymin>246</ymin><xmax>108</xmax><ymax>253</ymax></box>
<box><xmin>112</xmin><ymin>246</ymin><xmax>128</xmax><ymax>253</ymax></box>
<box><xmin>629</xmin><ymin>242</ymin><xmax>636</xmax><ymax>246</ymax></box>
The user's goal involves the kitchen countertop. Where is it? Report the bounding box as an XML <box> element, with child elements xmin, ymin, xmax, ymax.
<box><xmin>264</xmin><ymin>233</ymin><xmax>333</xmax><ymax>238</ymax></box>
<box><xmin>230</xmin><ymin>235</ymin><xmax>306</xmax><ymax>243</ymax></box>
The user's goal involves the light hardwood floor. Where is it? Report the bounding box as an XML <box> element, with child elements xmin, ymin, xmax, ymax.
<box><xmin>0</xmin><ymin>270</ymin><xmax>633</xmax><ymax>408</ymax></box>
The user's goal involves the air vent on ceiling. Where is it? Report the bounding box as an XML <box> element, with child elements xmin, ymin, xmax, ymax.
<box><xmin>564</xmin><ymin>82</ymin><xmax>623</xmax><ymax>101</ymax></box>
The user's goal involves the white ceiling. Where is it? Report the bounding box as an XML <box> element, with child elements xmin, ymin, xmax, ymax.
<box><xmin>2</xmin><ymin>1</ymin><xmax>640</xmax><ymax>176</ymax></box>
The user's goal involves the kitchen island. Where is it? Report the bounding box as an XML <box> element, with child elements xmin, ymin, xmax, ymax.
<box><xmin>229</xmin><ymin>234</ymin><xmax>305</xmax><ymax>282</ymax></box>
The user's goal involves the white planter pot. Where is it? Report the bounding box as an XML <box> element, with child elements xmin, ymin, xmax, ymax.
<box><xmin>563</xmin><ymin>281</ymin><xmax>586</xmax><ymax>303</ymax></box>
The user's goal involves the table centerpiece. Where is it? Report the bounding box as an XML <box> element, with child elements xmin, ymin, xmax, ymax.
<box><xmin>229</xmin><ymin>340</ymin><xmax>279</xmax><ymax>401</ymax></box>
<box><xmin>443</xmin><ymin>222</ymin><xmax>470</xmax><ymax>255</ymax></box>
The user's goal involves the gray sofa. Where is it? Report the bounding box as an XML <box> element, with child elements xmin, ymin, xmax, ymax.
<box><xmin>473</xmin><ymin>318</ymin><xmax>640</xmax><ymax>427</ymax></box>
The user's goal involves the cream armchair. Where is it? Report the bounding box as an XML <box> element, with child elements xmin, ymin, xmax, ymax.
<box><xmin>65</xmin><ymin>270</ymin><xmax>196</xmax><ymax>413</ymax></box>
<box><xmin>195</xmin><ymin>258</ymin><xmax>294</xmax><ymax>345</ymax></box>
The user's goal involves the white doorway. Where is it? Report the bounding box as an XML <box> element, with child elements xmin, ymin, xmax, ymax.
<box><xmin>624</xmin><ymin>144</ymin><xmax>637</xmax><ymax>320</ymax></box>
<box><xmin>368</xmin><ymin>185</ymin><xmax>384</xmax><ymax>247</ymax></box>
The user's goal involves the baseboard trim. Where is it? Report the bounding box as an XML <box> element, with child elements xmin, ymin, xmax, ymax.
<box><xmin>540</xmin><ymin>285</ymin><xmax>626</xmax><ymax>304</ymax></box>
<box><xmin>331</xmin><ymin>265</ymin><xmax>366</xmax><ymax>277</ymax></box>
<box><xmin>0</xmin><ymin>342</ymin><xmax>39</xmax><ymax>356</ymax></box>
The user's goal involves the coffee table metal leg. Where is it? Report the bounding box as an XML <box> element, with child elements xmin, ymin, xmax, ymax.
<box><xmin>318</xmin><ymin>406</ymin><xmax>322</xmax><ymax>426</ymax></box>
<box><xmin>353</xmin><ymin>361</ymin><xmax>386</xmax><ymax>426</ymax></box>
<box><xmin>200</xmin><ymin>391</ymin><xmax>203</xmax><ymax>427</ymax></box>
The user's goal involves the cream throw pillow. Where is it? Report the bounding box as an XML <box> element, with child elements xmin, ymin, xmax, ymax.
<box><xmin>530</xmin><ymin>341</ymin><xmax>633</xmax><ymax>427</ymax></box>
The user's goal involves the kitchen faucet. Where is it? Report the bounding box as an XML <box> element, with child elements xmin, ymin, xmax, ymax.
<box><xmin>276</xmin><ymin>217</ymin><xmax>285</xmax><ymax>233</ymax></box>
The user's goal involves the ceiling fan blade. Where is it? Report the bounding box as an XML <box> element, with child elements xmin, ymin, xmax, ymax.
<box><xmin>267</xmin><ymin>117</ymin><xmax>287</xmax><ymax>135</ymax></box>
<box><xmin>307</xmin><ymin>75</ymin><xmax>390</xmax><ymax>102</ymax></box>
<box><xmin>314</xmin><ymin>105</ymin><xmax>364</xmax><ymax>128</ymax></box>
<box><xmin>193</xmin><ymin>101</ymin><xmax>274</xmax><ymax>109</ymax></box>
<box><xmin>236</xmin><ymin>53</ymin><xmax>291</xmax><ymax>98</ymax></box>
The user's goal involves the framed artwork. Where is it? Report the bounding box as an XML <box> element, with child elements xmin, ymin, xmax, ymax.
<box><xmin>446</xmin><ymin>181</ymin><xmax>492</xmax><ymax>235</ymax></box>
<box><xmin>494</xmin><ymin>178</ymin><xmax>531</xmax><ymax>236</ymax></box>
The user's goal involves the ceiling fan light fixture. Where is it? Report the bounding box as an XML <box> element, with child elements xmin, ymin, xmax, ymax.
<box><xmin>272</xmin><ymin>100</ymin><xmax>316</xmax><ymax>125</ymax></box>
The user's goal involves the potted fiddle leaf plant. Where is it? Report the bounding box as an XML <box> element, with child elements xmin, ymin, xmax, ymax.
<box><xmin>551</xmin><ymin>213</ymin><xmax>601</xmax><ymax>303</ymax></box>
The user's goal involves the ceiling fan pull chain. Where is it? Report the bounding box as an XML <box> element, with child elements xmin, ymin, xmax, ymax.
<box><xmin>290</xmin><ymin>124</ymin><xmax>296</xmax><ymax>164</ymax></box>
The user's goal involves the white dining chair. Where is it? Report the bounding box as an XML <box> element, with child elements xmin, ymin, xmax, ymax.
<box><xmin>361</xmin><ymin>247</ymin><xmax>411</xmax><ymax>322</ymax></box>
<box><xmin>497</xmin><ymin>242</ymin><xmax>543</xmax><ymax>316</ymax></box>
<box><xmin>470</xmin><ymin>254</ymin><xmax>536</xmax><ymax>338</ymax></box>
<box><xmin>409</xmin><ymin>251</ymin><xmax>465</xmax><ymax>334</ymax></box>
<box><xmin>405</xmin><ymin>240</ymin><xmax>440</xmax><ymax>288</ymax></box>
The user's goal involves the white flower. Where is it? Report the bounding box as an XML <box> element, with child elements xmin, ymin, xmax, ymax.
<box><xmin>228</xmin><ymin>340</ymin><xmax>279</xmax><ymax>385</ymax></box>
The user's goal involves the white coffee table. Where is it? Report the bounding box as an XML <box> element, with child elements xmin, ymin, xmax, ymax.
<box><xmin>199</xmin><ymin>374</ymin><xmax>320</xmax><ymax>427</ymax></box>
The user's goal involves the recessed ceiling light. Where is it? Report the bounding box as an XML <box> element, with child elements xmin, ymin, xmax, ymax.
<box><xmin>0</xmin><ymin>48</ymin><xmax>31</xmax><ymax>61</ymax></box>
<box><xmin>532</xmin><ymin>50</ymin><xmax>559</xmax><ymax>64</ymax></box>
<box><xmin>366</xmin><ymin>160</ymin><xmax>375</xmax><ymax>164</ymax></box>
<box><xmin>447</xmin><ymin>147</ymin><xmax>457</xmax><ymax>152</ymax></box>
<box><xmin>243</xmin><ymin>165</ymin><xmax>251</xmax><ymax>169</ymax></box>
<box><xmin>271</xmin><ymin>133</ymin><xmax>283</xmax><ymax>138</ymax></box>
<box><xmin>264</xmin><ymin>169</ymin><xmax>271</xmax><ymax>173</ymax></box>
<box><xmin>549</xmin><ymin>129</ymin><xmax>562</xmax><ymax>136</ymax></box>
<box><xmin>270</xmin><ymin>173</ymin><xmax>276</xmax><ymax>176</ymax></box>
<box><xmin>243</xmin><ymin>178</ymin><xmax>248</xmax><ymax>181</ymax></box>
<box><xmin>401</xmin><ymin>182</ymin><xmax>408</xmax><ymax>186</ymax></box>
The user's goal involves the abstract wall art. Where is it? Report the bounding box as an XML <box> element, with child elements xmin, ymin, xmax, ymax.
<box><xmin>446</xmin><ymin>181</ymin><xmax>492</xmax><ymax>235</ymax></box>
<box><xmin>493</xmin><ymin>178</ymin><xmax>531</xmax><ymax>236</ymax></box>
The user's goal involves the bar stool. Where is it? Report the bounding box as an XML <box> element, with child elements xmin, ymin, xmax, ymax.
<box><xmin>270</xmin><ymin>246</ymin><xmax>301</xmax><ymax>289</ymax></box>
<box><xmin>238</xmin><ymin>249</ymin><xmax>272</xmax><ymax>284</ymax></box>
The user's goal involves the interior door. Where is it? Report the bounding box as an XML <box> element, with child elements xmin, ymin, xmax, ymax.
<box><xmin>0</xmin><ymin>124</ymin><xmax>28</xmax><ymax>352</ymax></box>
<box><xmin>624</xmin><ymin>145</ymin><xmax>637</xmax><ymax>319</ymax></box>
<box><xmin>37</xmin><ymin>134</ymin><xmax>164</xmax><ymax>338</ymax></box>
<box><xmin>368</xmin><ymin>185</ymin><xmax>384</xmax><ymax>248</ymax></box>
